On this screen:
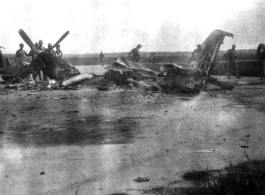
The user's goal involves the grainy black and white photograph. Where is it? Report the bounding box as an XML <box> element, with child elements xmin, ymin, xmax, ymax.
<box><xmin>1</xmin><ymin>0</ymin><xmax>265</xmax><ymax>194</ymax></box>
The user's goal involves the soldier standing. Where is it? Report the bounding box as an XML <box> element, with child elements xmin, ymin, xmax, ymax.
<box><xmin>257</xmin><ymin>43</ymin><xmax>265</xmax><ymax>80</ymax></box>
<box><xmin>27</xmin><ymin>42</ymin><xmax>42</xmax><ymax>81</ymax></box>
<box><xmin>38</xmin><ymin>40</ymin><xmax>48</xmax><ymax>80</ymax></box>
<box><xmin>45</xmin><ymin>43</ymin><xmax>56</xmax><ymax>55</ymax></box>
<box><xmin>99</xmin><ymin>51</ymin><xmax>105</xmax><ymax>67</ymax></box>
<box><xmin>189</xmin><ymin>44</ymin><xmax>202</xmax><ymax>67</ymax></box>
<box><xmin>149</xmin><ymin>53</ymin><xmax>155</xmax><ymax>64</ymax></box>
<box><xmin>128</xmin><ymin>44</ymin><xmax>142</xmax><ymax>62</ymax></box>
<box><xmin>38</xmin><ymin>40</ymin><xmax>45</xmax><ymax>52</ymax></box>
<box><xmin>191</xmin><ymin>44</ymin><xmax>202</xmax><ymax>59</ymax></box>
<box><xmin>55</xmin><ymin>44</ymin><xmax>63</xmax><ymax>59</ymax></box>
<box><xmin>224</xmin><ymin>44</ymin><xmax>241</xmax><ymax>79</ymax></box>
<box><xmin>15</xmin><ymin>43</ymin><xmax>27</xmax><ymax>67</ymax></box>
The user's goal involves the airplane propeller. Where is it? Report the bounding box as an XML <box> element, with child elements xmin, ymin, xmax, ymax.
<box><xmin>18</xmin><ymin>29</ymin><xmax>39</xmax><ymax>54</ymax></box>
<box><xmin>19</xmin><ymin>29</ymin><xmax>70</xmax><ymax>54</ymax></box>
<box><xmin>48</xmin><ymin>31</ymin><xmax>69</xmax><ymax>52</ymax></box>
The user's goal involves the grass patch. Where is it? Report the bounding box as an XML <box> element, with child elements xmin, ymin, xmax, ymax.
<box><xmin>149</xmin><ymin>159</ymin><xmax>265</xmax><ymax>195</ymax></box>
<box><xmin>182</xmin><ymin>170</ymin><xmax>212</xmax><ymax>182</ymax></box>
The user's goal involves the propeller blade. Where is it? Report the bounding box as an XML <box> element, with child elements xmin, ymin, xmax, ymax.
<box><xmin>0</xmin><ymin>46</ymin><xmax>5</xmax><ymax>49</ymax></box>
<box><xmin>18</xmin><ymin>29</ymin><xmax>38</xmax><ymax>54</ymax></box>
<box><xmin>48</xmin><ymin>31</ymin><xmax>69</xmax><ymax>52</ymax></box>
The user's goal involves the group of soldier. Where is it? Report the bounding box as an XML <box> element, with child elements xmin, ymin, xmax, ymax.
<box><xmin>221</xmin><ymin>44</ymin><xmax>265</xmax><ymax>80</ymax></box>
<box><xmin>125</xmin><ymin>42</ymin><xmax>265</xmax><ymax>80</ymax></box>
<box><xmin>18</xmin><ymin>39</ymin><xmax>262</xmax><ymax>81</ymax></box>
<box><xmin>190</xmin><ymin>44</ymin><xmax>241</xmax><ymax>79</ymax></box>
<box><xmin>15</xmin><ymin>40</ymin><xmax>64</xmax><ymax>81</ymax></box>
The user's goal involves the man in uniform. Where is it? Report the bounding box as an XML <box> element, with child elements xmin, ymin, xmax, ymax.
<box><xmin>189</xmin><ymin>44</ymin><xmax>202</xmax><ymax>67</ymax></box>
<box><xmin>15</xmin><ymin>43</ymin><xmax>28</xmax><ymax>67</ymax></box>
<box><xmin>38</xmin><ymin>40</ymin><xmax>48</xmax><ymax>80</ymax></box>
<box><xmin>149</xmin><ymin>53</ymin><xmax>155</xmax><ymax>64</ymax></box>
<box><xmin>55</xmin><ymin>44</ymin><xmax>63</xmax><ymax>59</ymax></box>
<box><xmin>27</xmin><ymin>42</ymin><xmax>42</xmax><ymax>81</ymax></box>
<box><xmin>45</xmin><ymin>43</ymin><xmax>55</xmax><ymax>55</ymax></box>
<box><xmin>192</xmin><ymin>44</ymin><xmax>202</xmax><ymax>59</ymax></box>
<box><xmin>99</xmin><ymin>51</ymin><xmax>105</xmax><ymax>67</ymax></box>
<box><xmin>38</xmin><ymin>40</ymin><xmax>45</xmax><ymax>52</ymax></box>
<box><xmin>128</xmin><ymin>44</ymin><xmax>142</xmax><ymax>62</ymax></box>
<box><xmin>256</xmin><ymin>43</ymin><xmax>265</xmax><ymax>80</ymax></box>
<box><xmin>224</xmin><ymin>44</ymin><xmax>240</xmax><ymax>79</ymax></box>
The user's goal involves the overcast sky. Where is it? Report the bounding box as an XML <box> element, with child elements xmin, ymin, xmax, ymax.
<box><xmin>0</xmin><ymin>0</ymin><xmax>263</xmax><ymax>54</ymax></box>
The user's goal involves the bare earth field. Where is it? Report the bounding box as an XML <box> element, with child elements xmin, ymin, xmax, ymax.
<box><xmin>0</xmin><ymin>64</ymin><xmax>265</xmax><ymax>195</ymax></box>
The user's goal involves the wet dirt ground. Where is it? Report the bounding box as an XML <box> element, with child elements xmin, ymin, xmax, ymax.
<box><xmin>1</xmin><ymin>75</ymin><xmax>265</xmax><ymax>195</ymax></box>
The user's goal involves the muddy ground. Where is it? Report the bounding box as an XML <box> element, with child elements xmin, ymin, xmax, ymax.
<box><xmin>0</xmin><ymin>73</ymin><xmax>265</xmax><ymax>195</ymax></box>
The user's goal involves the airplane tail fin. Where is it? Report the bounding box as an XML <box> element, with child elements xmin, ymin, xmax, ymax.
<box><xmin>190</xmin><ymin>29</ymin><xmax>233</xmax><ymax>77</ymax></box>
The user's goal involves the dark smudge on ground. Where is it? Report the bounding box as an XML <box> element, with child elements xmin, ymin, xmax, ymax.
<box><xmin>7</xmin><ymin>115</ymin><xmax>143</xmax><ymax>147</ymax></box>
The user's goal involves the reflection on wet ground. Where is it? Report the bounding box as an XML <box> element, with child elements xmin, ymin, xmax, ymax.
<box><xmin>3</xmin><ymin>80</ymin><xmax>264</xmax><ymax>149</ymax></box>
<box><xmin>0</xmin><ymin>88</ymin><xmax>201</xmax><ymax>148</ymax></box>
<box><xmin>1</xmin><ymin>78</ymin><xmax>265</xmax><ymax>195</ymax></box>
<box><xmin>1</xmin><ymin>90</ymin><xmax>155</xmax><ymax>148</ymax></box>
<box><xmin>8</xmin><ymin>116</ymin><xmax>144</xmax><ymax>147</ymax></box>
<box><xmin>207</xmin><ymin>81</ymin><xmax>265</xmax><ymax>114</ymax></box>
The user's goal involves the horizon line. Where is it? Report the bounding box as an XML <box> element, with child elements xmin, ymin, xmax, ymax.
<box><xmin>2</xmin><ymin>49</ymin><xmax>256</xmax><ymax>56</ymax></box>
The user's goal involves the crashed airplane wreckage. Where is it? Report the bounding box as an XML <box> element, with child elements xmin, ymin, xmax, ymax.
<box><xmin>0</xmin><ymin>30</ymin><xmax>81</xmax><ymax>83</ymax></box>
<box><xmin>157</xmin><ymin>29</ymin><xmax>235</xmax><ymax>92</ymax></box>
<box><xmin>0</xmin><ymin>46</ymin><xmax>33</xmax><ymax>82</ymax></box>
<box><xmin>92</xmin><ymin>29</ymin><xmax>235</xmax><ymax>93</ymax></box>
<box><xmin>12</xmin><ymin>29</ymin><xmax>234</xmax><ymax>93</ymax></box>
<box><xmin>16</xmin><ymin>29</ymin><xmax>82</xmax><ymax>85</ymax></box>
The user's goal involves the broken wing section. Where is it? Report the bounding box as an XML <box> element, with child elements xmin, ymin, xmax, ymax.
<box><xmin>158</xmin><ymin>63</ymin><xmax>203</xmax><ymax>93</ymax></box>
<box><xmin>191</xmin><ymin>29</ymin><xmax>233</xmax><ymax>76</ymax></box>
<box><xmin>113</xmin><ymin>58</ymin><xmax>158</xmax><ymax>78</ymax></box>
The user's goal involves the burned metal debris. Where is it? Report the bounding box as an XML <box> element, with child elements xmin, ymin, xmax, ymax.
<box><xmin>36</xmin><ymin>52</ymin><xmax>80</xmax><ymax>82</ymax></box>
<box><xmin>83</xmin><ymin>30</ymin><xmax>235</xmax><ymax>93</ymax></box>
<box><xmin>0</xmin><ymin>29</ymin><xmax>235</xmax><ymax>94</ymax></box>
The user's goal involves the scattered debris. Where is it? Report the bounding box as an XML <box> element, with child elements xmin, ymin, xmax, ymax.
<box><xmin>241</xmin><ymin>146</ymin><xmax>249</xmax><ymax>148</ymax></box>
<box><xmin>68</xmin><ymin>110</ymin><xmax>79</xmax><ymax>113</ymax></box>
<box><xmin>233</xmin><ymin>105</ymin><xmax>250</xmax><ymax>108</ymax></box>
<box><xmin>47</xmin><ymin>80</ymin><xmax>58</xmax><ymax>89</ymax></box>
<box><xmin>40</xmin><ymin>171</ymin><xmax>45</xmax><ymax>175</ymax></box>
<box><xmin>189</xmin><ymin>149</ymin><xmax>217</xmax><ymax>153</ymax></box>
<box><xmin>134</xmin><ymin>177</ymin><xmax>151</xmax><ymax>182</ymax></box>
<box><xmin>1</xmin><ymin>29</ymin><xmax>235</xmax><ymax>95</ymax></box>
<box><xmin>28</xmin><ymin>90</ymin><xmax>51</xmax><ymax>95</ymax></box>
<box><xmin>4</xmin><ymin>84</ymin><xmax>18</xmax><ymax>89</ymax></box>
<box><xmin>237</xmin><ymin>81</ymin><xmax>250</xmax><ymax>85</ymax></box>
<box><xmin>62</xmin><ymin>73</ymin><xmax>93</xmax><ymax>86</ymax></box>
<box><xmin>50</xmin><ymin>97</ymin><xmax>69</xmax><ymax>100</ymax></box>
<box><xmin>99</xmin><ymin>31</ymin><xmax>234</xmax><ymax>93</ymax></box>
<box><xmin>96</xmin><ymin>86</ymin><xmax>109</xmax><ymax>91</ymax></box>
